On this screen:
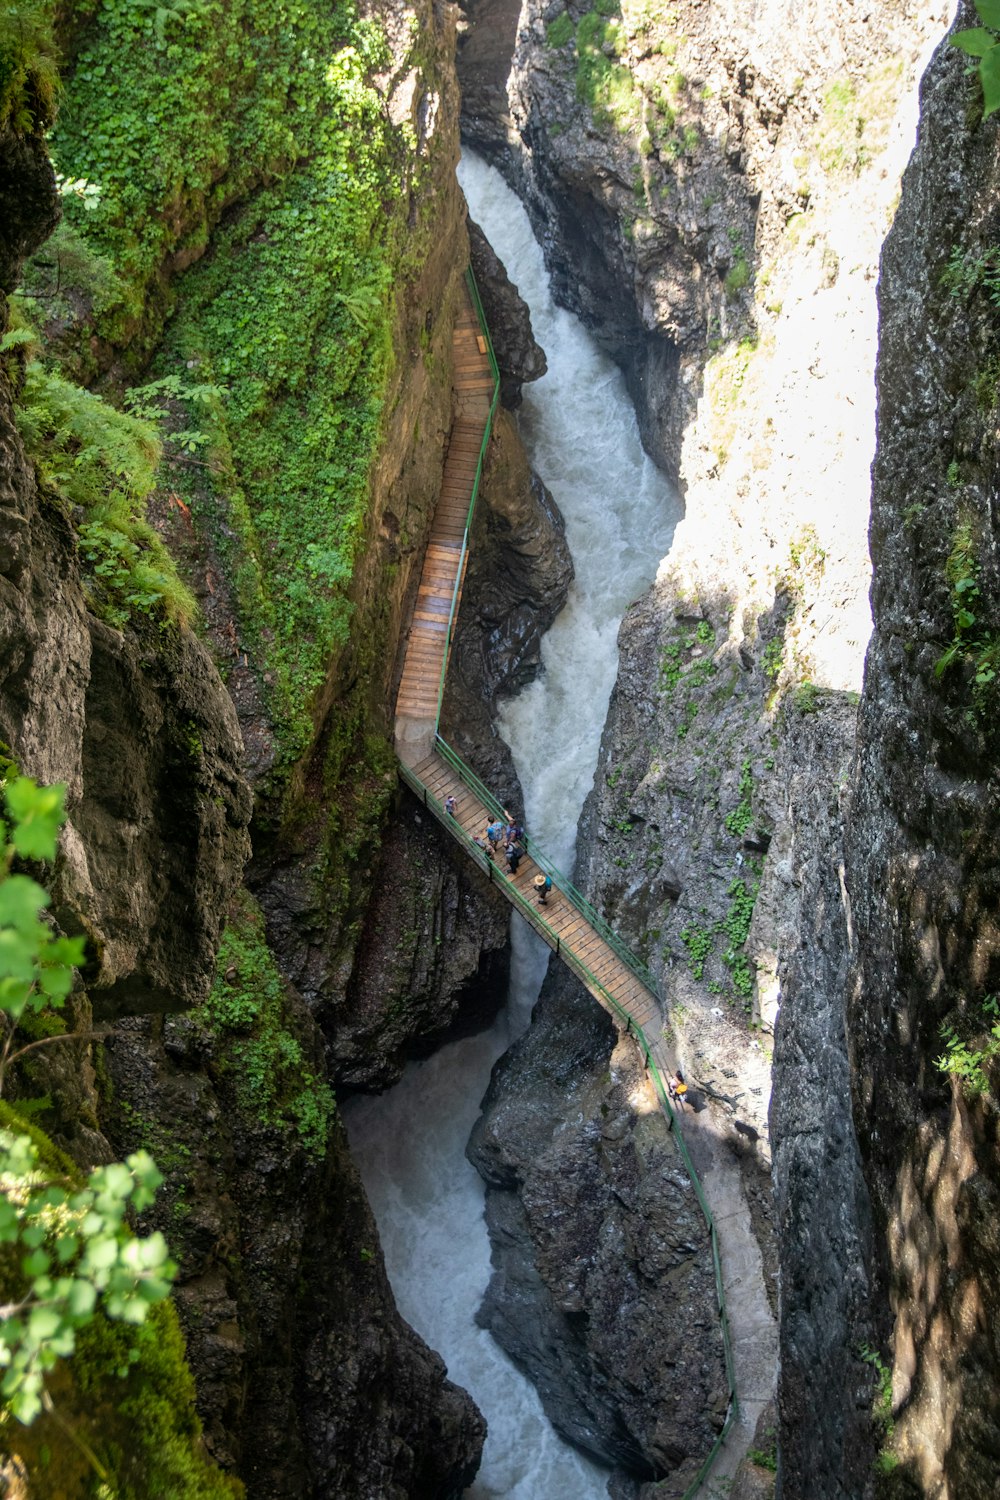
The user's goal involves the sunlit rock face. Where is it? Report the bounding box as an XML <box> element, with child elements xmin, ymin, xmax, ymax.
<box><xmin>846</xmin><ymin>17</ymin><xmax>1000</xmax><ymax>1498</ymax></box>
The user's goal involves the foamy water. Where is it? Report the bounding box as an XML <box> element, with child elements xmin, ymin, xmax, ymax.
<box><xmin>343</xmin><ymin>152</ymin><xmax>680</xmax><ymax>1498</ymax></box>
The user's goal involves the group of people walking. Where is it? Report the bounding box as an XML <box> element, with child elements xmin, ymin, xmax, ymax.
<box><xmin>444</xmin><ymin>796</ymin><xmax>552</xmax><ymax>904</ymax></box>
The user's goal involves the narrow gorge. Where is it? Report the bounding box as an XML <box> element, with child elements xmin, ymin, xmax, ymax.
<box><xmin>0</xmin><ymin>1</ymin><xmax>997</xmax><ymax>1498</ymax></box>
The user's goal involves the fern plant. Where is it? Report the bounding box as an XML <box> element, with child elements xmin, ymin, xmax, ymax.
<box><xmin>13</xmin><ymin>361</ymin><xmax>196</xmax><ymax>628</ymax></box>
<box><xmin>0</xmin><ymin>2</ymin><xmax>59</xmax><ymax>134</ymax></box>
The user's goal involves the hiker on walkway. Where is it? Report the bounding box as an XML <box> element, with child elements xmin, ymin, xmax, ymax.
<box><xmin>444</xmin><ymin>795</ymin><xmax>457</xmax><ymax>817</ymax></box>
<box><xmin>503</xmin><ymin>809</ymin><xmax>524</xmax><ymax>843</ymax></box>
<box><xmin>670</xmin><ymin>1071</ymin><xmax>688</xmax><ymax>1110</ymax></box>
<box><xmin>533</xmin><ymin>872</ymin><xmax>552</xmax><ymax>905</ymax></box>
<box><xmin>505</xmin><ymin>841</ymin><xmax>523</xmax><ymax>874</ymax></box>
<box><xmin>486</xmin><ymin>819</ymin><xmax>504</xmax><ymax>847</ymax></box>
<box><xmin>473</xmin><ymin>833</ymin><xmax>495</xmax><ymax>861</ymax></box>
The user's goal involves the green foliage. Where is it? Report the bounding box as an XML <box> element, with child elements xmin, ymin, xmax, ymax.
<box><xmin>0</xmin><ymin>779</ymin><xmax>85</xmax><ymax>1054</ymax></box>
<box><xmin>724</xmin><ymin>257</ymin><xmax>750</xmax><ymax>297</ymax></box>
<box><xmin>0</xmin><ymin>780</ymin><xmax>176</xmax><ymax>1425</ymax></box>
<box><xmin>793</xmin><ymin>680</ymin><xmax>819</xmax><ymax>714</ymax></box>
<box><xmin>940</xmin><ymin>243</ymin><xmax>1000</xmax><ymax>306</ymax></box>
<box><xmin>749</xmin><ymin>1437</ymin><xmax>778</xmax><ymax>1471</ymax></box>
<box><xmin>576</xmin><ymin>11</ymin><xmax>639</xmax><ymax>130</ymax></box>
<box><xmin>153</xmin><ymin>4</ymin><xmax>405</xmax><ymax>761</ymax></box>
<box><xmin>951</xmin><ymin>0</ymin><xmax>1000</xmax><ymax>120</ymax></box>
<box><xmin>679</xmin><ymin>923</ymin><xmax>713</xmax><ymax>980</ymax></box>
<box><xmin>659</xmin><ymin>623</ymin><xmax>716</xmax><ymax>734</ymax></box>
<box><xmin>936</xmin><ymin>995</ymin><xmax>1000</xmax><ymax>1098</ymax></box>
<box><xmin>860</xmin><ymin>1342</ymin><xmax>896</xmax><ymax>1474</ymax></box>
<box><xmin>197</xmin><ymin>890</ymin><xmax>335</xmax><ymax>1158</ymax></box>
<box><xmin>13</xmin><ymin>362</ymin><xmax>196</xmax><ymax>628</ymax></box>
<box><xmin>724</xmin><ymin>759</ymin><xmax>754</xmax><ymax>837</ymax></box>
<box><xmin>546</xmin><ymin>11</ymin><xmax>575</xmax><ymax>47</ymax></box>
<box><xmin>69</xmin><ymin>1300</ymin><xmax>244</xmax><ymax>1498</ymax></box>
<box><xmin>761</xmin><ymin>638</ymin><xmax>784</xmax><ymax>682</ymax></box>
<box><xmin>935</xmin><ymin>519</ymin><xmax>1000</xmax><ymax>708</ymax></box>
<box><xmin>0</xmin><ymin>2</ymin><xmax>59</xmax><ymax>134</ymax></box>
<box><xmin>722</xmin><ymin>876</ymin><xmax>758</xmax><ymax>998</ymax></box>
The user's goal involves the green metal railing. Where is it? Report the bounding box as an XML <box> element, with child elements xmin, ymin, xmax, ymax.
<box><xmin>398</xmin><ymin>267</ymin><xmax>738</xmax><ymax>1496</ymax></box>
<box><xmin>433</xmin><ymin>269</ymin><xmax>503</xmax><ymax>726</ymax></box>
<box><xmin>398</xmin><ymin>756</ymin><xmax>739</xmax><ymax>1494</ymax></box>
<box><xmin>436</xmin><ymin>735</ymin><xmax>662</xmax><ymax>1002</ymax></box>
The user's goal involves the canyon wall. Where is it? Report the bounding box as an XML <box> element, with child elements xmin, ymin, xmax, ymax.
<box><xmin>846</xmin><ymin>17</ymin><xmax>1000</xmax><ymax>1497</ymax></box>
<box><xmin>452</xmin><ymin>2</ymin><xmax>1000</xmax><ymax>1498</ymax></box>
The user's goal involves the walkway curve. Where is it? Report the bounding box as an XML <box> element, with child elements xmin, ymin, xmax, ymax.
<box><xmin>392</xmin><ymin>268</ymin><xmax>756</xmax><ymax>1497</ymax></box>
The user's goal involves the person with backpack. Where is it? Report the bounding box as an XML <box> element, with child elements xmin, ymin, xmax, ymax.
<box><xmin>533</xmin><ymin>872</ymin><xmax>552</xmax><ymax>905</ymax></box>
<box><xmin>505</xmin><ymin>842</ymin><xmax>523</xmax><ymax>874</ymax></box>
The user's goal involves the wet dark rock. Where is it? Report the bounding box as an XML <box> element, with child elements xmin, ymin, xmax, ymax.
<box><xmin>468</xmin><ymin>217</ymin><xmax>547</xmax><ymax>408</ymax></box>
<box><xmin>100</xmin><ymin>1014</ymin><xmax>486</xmax><ymax>1496</ymax></box>
<box><xmin>468</xmin><ymin>964</ymin><xmax>728</xmax><ymax>1478</ymax></box>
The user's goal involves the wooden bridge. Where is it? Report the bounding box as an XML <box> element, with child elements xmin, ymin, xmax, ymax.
<box><xmin>390</xmin><ymin>268</ymin><xmax>739</xmax><ymax>1494</ymax></box>
<box><xmin>392</xmin><ymin>272</ymin><xmax>678</xmax><ymax>1103</ymax></box>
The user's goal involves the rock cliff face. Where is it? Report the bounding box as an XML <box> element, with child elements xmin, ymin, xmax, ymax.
<box><xmin>469</xmin><ymin>963</ymin><xmax>729</xmax><ymax>1487</ymax></box>
<box><xmin>845</xmin><ymin>19</ymin><xmax>1000</xmax><ymax>1498</ymax></box>
<box><xmin>454</xmin><ymin>1</ymin><xmax>988</xmax><ymax>1496</ymax></box>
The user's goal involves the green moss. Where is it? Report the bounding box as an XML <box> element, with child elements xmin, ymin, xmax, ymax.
<box><xmin>41</xmin><ymin>0</ymin><xmax>419</xmax><ymax>764</ymax></box>
<box><xmin>0</xmin><ymin>2</ymin><xmax>59</xmax><ymax>134</ymax></box>
<box><xmin>7</xmin><ymin>1303</ymin><xmax>243</xmax><ymax>1499</ymax></box>
<box><xmin>12</xmin><ymin>362</ymin><xmax>197</xmax><ymax>629</ymax></box>
<box><xmin>546</xmin><ymin>11</ymin><xmax>574</xmax><ymax>47</ymax></box>
<box><xmin>576</xmin><ymin>11</ymin><xmax>639</xmax><ymax>130</ymax></box>
<box><xmin>196</xmin><ymin>888</ymin><xmax>335</xmax><ymax>1159</ymax></box>
<box><xmin>0</xmin><ymin>1108</ymin><xmax>238</xmax><ymax>1498</ymax></box>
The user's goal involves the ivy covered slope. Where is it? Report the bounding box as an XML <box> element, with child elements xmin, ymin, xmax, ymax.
<box><xmin>38</xmin><ymin>0</ymin><xmax>477</xmax><ymax>1033</ymax></box>
<box><xmin>44</xmin><ymin>0</ymin><xmax>466</xmax><ymax>773</ymax></box>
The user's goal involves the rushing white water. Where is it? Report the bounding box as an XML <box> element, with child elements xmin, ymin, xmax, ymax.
<box><xmin>344</xmin><ymin>153</ymin><xmax>681</xmax><ymax>1498</ymax></box>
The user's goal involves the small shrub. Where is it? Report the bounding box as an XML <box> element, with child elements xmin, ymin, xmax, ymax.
<box><xmin>724</xmin><ymin>759</ymin><xmax>754</xmax><ymax>836</ymax></box>
<box><xmin>546</xmin><ymin>11</ymin><xmax>575</xmax><ymax>47</ymax></box>
<box><xmin>680</xmin><ymin>923</ymin><xmax>713</xmax><ymax>980</ymax></box>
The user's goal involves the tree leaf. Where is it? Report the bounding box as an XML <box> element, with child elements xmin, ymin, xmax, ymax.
<box><xmin>979</xmin><ymin>42</ymin><xmax>1000</xmax><ymax>116</ymax></box>
<box><xmin>952</xmin><ymin>26</ymin><xmax>997</xmax><ymax>56</ymax></box>
<box><xmin>975</xmin><ymin>0</ymin><xmax>1000</xmax><ymax>29</ymax></box>
<box><xmin>0</xmin><ymin>875</ymin><xmax>51</xmax><ymax>933</ymax></box>
<box><xmin>5</xmin><ymin>780</ymin><xmax>67</xmax><ymax>862</ymax></box>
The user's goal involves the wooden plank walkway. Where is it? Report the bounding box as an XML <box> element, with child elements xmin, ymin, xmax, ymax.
<box><xmin>394</xmin><ymin>291</ymin><xmax>493</xmax><ymax>758</ymax></box>
<box><xmin>406</xmin><ymin>749</ymin><xmax>667</xmax><ymax>1042</ymax></box>
<box><xmin>393</xmin><ymin>275</ymin><xmax>671</xmax><ymax>1056</ymax></box>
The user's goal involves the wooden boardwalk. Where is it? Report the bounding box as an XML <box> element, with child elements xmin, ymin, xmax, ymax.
<box><xmin>390</xmin><ymin>274</ymin><xmax>742</xmax><ymax>1489</ymax></box>
<box><xmin>394</xmin><ymin>294</ymin><xmax>494</xmax><ymax>763</ymax></box>
<box><xmin>393</xmin><ymin>275</ymin><xmax>670</xmax><ymax>1053</ymax></box>
<box><xmin>406</xmin><ymin>750</ymin><xmax>665</xmax><ymax>1039</ymax></box>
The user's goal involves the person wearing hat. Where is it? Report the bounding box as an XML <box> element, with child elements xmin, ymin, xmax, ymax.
<box><xmin>533</xmin><ymin>872</ymin><xmax>552</xmax><ymax>905</ymax></box>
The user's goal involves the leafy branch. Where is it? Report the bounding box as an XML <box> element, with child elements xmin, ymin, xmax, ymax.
<box><xmin>0</xmin><ymin>776</ymin><xmax>176</xmax><ymax>1424</ymax></box>
<box><xmin>951</xmin><ymin>0</ymin><xmax>1000</xmax><ymax>118</ymax></box>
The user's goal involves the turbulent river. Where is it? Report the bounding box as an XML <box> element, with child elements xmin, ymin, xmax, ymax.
<box><xmin>343</xmin><ymin>153</ymin><xmax>681</xmax><ymax>1498</ymax></box>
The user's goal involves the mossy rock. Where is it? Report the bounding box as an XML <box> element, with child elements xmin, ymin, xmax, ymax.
<box><xmin>0</xmin><ymin>1108</ymin><xmax>242</xmax><ymax>1499</ymax></box>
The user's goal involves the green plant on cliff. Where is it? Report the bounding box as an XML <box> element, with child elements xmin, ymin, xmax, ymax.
<box><xmin>13</xmin><ymin>360</ymin><xmax>197</xmax><ymax>628</ymax></box>
<box><xmin>724</xmin><ymin>758</ymin><xmax>754</xmax><ymax>837</ymax></box>
<box><xmin>576</xmin><ymin>11</ymin><xmax>640</xmax><ymax>130</ymax></box>
<box><xmin>951</xmin><ymin>0</ymin><xmax>1000</xmax><ymax>119</ymax></box>
<box><xmin>0</xmin><ymin>779</ymin><xmax>177</xmax><ymax>1428</ymax></box>
<box><xmin>196</xmin><ymin>889</ymin><xmax>335</xmax><ymax>1159</ymax></box>
<box><xmin>546</xmin><ymin>11</ymin><xmax>574</xmax><ymax>47</ymax></box>
<box><xmin>935</xmin><ymin>519</ymin><xmax>1000</xmax><ymax>708</ymax></box>
<box><xmin>936</xmin><ymin>995</ymin><xmax>1000</xmax><ymax>1099</ymax></box>
<box><xmin>0</xmin><ymin>2</ymin><xmax>59</xmax><ymax>133</ymax></box>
